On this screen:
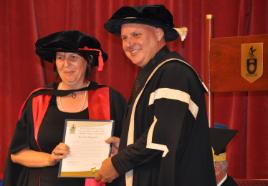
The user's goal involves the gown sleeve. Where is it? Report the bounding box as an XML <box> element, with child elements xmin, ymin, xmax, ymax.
<box><xmin>3</xmin><ymin>96</ymin><xmax>35</xmax><ymax>186</ymax></box>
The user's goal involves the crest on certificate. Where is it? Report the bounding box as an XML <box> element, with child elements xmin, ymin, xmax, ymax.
<box><xmin>241</xmin><ymin>43</ymin><xmax>263</xmax><ymax>83</ymax></box>
<box><xmin>70</xmin><ymin>124</ymin><xmax>76</xmax><ymax>134</ymax></box>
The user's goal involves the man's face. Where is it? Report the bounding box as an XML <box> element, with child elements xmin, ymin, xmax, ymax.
<box><xmin>121</xmin><ymin>23</ymin><xmax>163</xmax><ymax>67</ymax></box>
<box><xmin>214</xmin><ymin>161</ymin><xmax>227</xmax><ymax>184</ymax></box>
<box><xmin>214</xmin><ymin>161</ymin><xmax>222</xmax><ymax>177</ymax></box>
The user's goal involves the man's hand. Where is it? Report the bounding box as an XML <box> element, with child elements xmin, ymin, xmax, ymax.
<box><xmin>96</xmin><ymin>157</ymin><xmax>119</xmax><ymax>183</ymax></box>
<box><xmin>106</xmin><ymin>136</ymin><xmax>120</xmax><ymax>156</ymax></box>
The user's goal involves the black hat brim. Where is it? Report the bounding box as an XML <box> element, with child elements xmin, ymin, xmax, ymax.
<box><xmin>36</xmin><ymin>48</ymin><xmax>108</xmax><ymax>67</ymax></box>
<box><xmin>35</xmin><ymin>30</ymin><xmax>108</xmax><ymax>67</ymax></box>
<box><xmin>104</xmin><ymin>18</ymin><xmax>178</xmax><ymax>42</ymax></box>
<box><xmin>209</xmin><ymin>128</ymin><xmax>238</xmax><ymax>155</ymax></box>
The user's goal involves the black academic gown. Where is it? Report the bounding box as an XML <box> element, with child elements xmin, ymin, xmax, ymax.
<box><xmin>112</xmin><ymin>47</ymin><xmax>216</xmax><ymax>186</ymax></box>
<box><xmin>3</xmin><ymin>82</ymin><xmax>126</xmax><ymax>186</ymax></box>
<box><xmin>220</xmin><ymin>176</ymin><xmax>238</xmax><ymax>186</ymax></box>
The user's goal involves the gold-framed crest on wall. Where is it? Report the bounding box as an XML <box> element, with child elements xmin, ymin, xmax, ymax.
<box><xmin>241</xmin><ymin>43</ymin><xmax>263</xmax><ymax>83</ymax></box>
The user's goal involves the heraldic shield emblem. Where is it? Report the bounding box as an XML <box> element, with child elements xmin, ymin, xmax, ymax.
<box><xmin>241</xmin><ymin>43</ymin><xmax>263</xmax><ymax>83</ymax></box>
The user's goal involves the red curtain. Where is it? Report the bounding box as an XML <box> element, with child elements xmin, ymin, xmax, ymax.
<box><xmin>0</xmin><ymin>0</ymin><xmax>267</xmax><ymax>179</ymax></box>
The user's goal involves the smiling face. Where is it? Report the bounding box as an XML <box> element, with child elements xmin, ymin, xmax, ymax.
<box><xmin>55</xmin><ymin>52</ymin><xmax>88</xmax><ymax>88</ymax></box>
<box><xmin>120</xmin><ymin>23</ymin><xmax>165</xmax><ymax>67</ymax></box>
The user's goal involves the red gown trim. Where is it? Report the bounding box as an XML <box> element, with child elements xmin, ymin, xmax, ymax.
<box><xmin>87</xmin><ymin>87</ymin><xmax>110</xmax><ymax>120</ymax></box>
<box><xmin>32</xmin><ymin>94</ymin><xmax>52</xmax><ymax>148</ymax></box>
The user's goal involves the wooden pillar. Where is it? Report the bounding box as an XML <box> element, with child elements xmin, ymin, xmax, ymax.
<box><xmin>204</xmin><ymin>14</ymin><xmax>213</xmax><ymax>127</ymax></box>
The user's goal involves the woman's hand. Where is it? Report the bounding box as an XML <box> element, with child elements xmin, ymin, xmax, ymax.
<box><xmin>50</xmin><ymin>142</ymin><xmax>70</xmax><ymax>164</ymax></box>
<box><xmin>11</xmin><ymin>144</ymin><xmax>69</xmax><ymax>168</ymax></box>
<box><xmin>105</xmin><ymin>137</ymin><xmax>120</xmax><ymax>156</ymax></box>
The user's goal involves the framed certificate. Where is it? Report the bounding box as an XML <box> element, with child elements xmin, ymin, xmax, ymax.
<box><xmin>58</xmin><ymin>119</ymin><xmax>114</xmax><ymax>178</ymax></box>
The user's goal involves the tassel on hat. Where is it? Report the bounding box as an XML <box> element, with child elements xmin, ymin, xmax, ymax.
<box><xmin>174</xmin><ymin>27</ymin><xmax>188</xmax><ymax>42</ymax></box>
<box><xmin>81</xmin><ymin>47</ymin><xmax>104</xmax><ymax>71</ymax></box>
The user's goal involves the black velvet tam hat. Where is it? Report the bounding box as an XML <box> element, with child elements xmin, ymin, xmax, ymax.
<box><xmin>209</xmin><ymin>124</ymin><xmax>238</xmax><ymax>161</ymax></box>
<box><xmin>35</xmin><ymin>30</ymin><xmax>108</xmax><ymax>71</ymax></box>
<box><xmin>104</xmin><ymin>4</ymin><xmax>179</xmax><ymax>41</ymax></box>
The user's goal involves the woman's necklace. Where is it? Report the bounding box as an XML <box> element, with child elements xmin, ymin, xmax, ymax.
<box><xmin>57</xmin><ymin>82</ymin><xmax>90</xmax><ymax>112</ymax></box>
<box><xmin>70</xmin><ymin>92</ymin><xmax>77</xmax><ymax>99</ymax></box>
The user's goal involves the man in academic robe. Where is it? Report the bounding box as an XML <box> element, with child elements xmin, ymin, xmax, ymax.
<box><xmin>96</xmin><ymin>4</ymin><xmax>216</xmax><ymax>186</ymax></box>
<box><xmin>210</xmin><ymin>124</ymin><xmax>238</xmax><ymax>186</ymax></box>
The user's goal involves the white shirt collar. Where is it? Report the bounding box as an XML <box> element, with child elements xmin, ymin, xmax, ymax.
<box><xmin>217</xmin><ymin>174</ymin><xmax>228</xmax><ymax>186</ymax></box>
